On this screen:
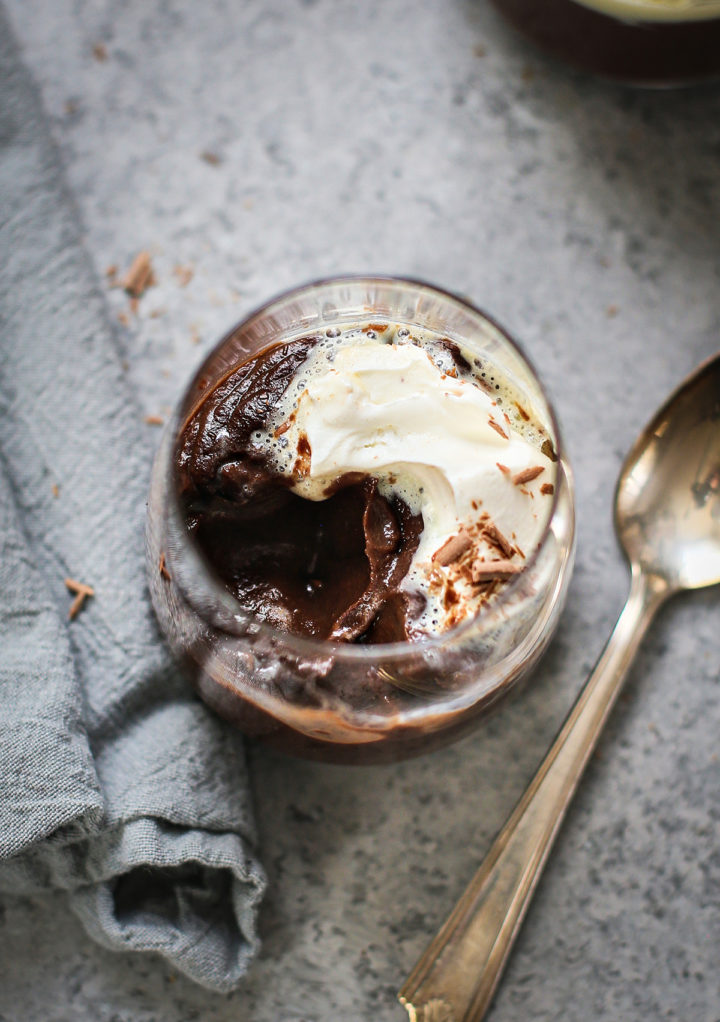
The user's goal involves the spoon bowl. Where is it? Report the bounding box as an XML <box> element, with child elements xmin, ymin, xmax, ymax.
<box><xmin>400</xmin><ymin>350</ymin><xmax>720</xmax><ymax>1022</ymax></box>
<box><xmin>616</xmin><ymin>352</ymin><xmax>720</xmax><ymax>592</ymax></box>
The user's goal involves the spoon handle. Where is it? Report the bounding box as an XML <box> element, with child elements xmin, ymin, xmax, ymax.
<box><xmin>399</xmin><ymin>567</ymin><xmax>668</xmax><ymax>1022</ymax></box>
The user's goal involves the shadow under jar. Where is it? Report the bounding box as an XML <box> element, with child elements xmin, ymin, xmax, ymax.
<box><xmin>491</xmin><ymin>0</ymin><xmax>720</xmax><ymax>85</ymax></box>
<box><xmin>147</xmin><ymin>277</ymin><xmax>575</xmax><ymax>763</ymax></box>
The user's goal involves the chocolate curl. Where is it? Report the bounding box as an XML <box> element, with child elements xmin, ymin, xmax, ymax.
<box><xmin>471</xmin><ymin>559</ymin><xmax>524</xmax><ymax>582</ymax></box>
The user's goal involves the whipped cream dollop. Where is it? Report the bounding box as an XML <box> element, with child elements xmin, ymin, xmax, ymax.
<box><xmin>255</xmin><ymin>324</ymin><xmax>556</xmax><ymax>634</ymax></box>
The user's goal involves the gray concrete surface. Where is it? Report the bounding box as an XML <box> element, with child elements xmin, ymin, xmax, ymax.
<box><xmin>2</xmin><ymin>1</ymin><xmax>720</xmax><ymax>1019</ymax></box>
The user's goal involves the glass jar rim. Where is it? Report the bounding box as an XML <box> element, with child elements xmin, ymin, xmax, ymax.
<box><xmin>167</xmin><ymin>274</ymin><xmax>571</xmax><ymax>665</ymax></box>
<box><xmin>573</xmin><ymin>0</ymin><xmax>720</xmax><ymax>22</ymax></box>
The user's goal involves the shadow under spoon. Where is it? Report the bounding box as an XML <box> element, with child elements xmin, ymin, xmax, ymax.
<box><xmin>399</xmin><ymin>351</ymin><xmax>720</xmax><ymax>1022</ymax></box>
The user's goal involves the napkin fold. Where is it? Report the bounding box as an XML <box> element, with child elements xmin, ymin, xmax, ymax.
<box><xmin>0</xmin><ymin>7</ymin><xmax>265</xmax><ymax>991</ymax></box>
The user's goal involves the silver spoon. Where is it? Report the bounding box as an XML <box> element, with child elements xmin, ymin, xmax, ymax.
<box><xmin>399</xmin><ymin>352</ymin><xmax>720</xmax><ymax>1022</ymax></box>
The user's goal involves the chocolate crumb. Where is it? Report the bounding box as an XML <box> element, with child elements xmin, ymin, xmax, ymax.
<box><xmin>606</xmin><ymin>304</ymin><xmax>619</xmax><ymax>318</ymax></box>
<box><xmin>471</xmin><ymin>559</ymin><xmax>523</xmax><ymax>582</ymax></box>
<box><xmin>541</xmin><ymin>439</ymin><xmax>558</xmax><ymax>463</ymax></box>
<box><xmin>51</xmin><ymin>483</ymin><xmax>60</xmax><ymax>498</ymax></box>
<box><xmin>173</xmin><ymin>264</ymin><xmax>194</xmax><ymax>288</ymax></box>
<box><xmin>200</xmin><ymin>150</ymin><xmax>221</xmax><ymax>166</ymax></box>
<box><xmin>541</xmin><ymin>482</ymin><xmax>555</xmax><ymax>496</ymax></box>
<box><xmin>513</xmin><ymin>466</ymin><xmax>545</xmax><ymax>486</ymax></box>
<box><xmin>144</xmin><ymin>415</ymin><xmax>164</xmax><ymax>426</ymax></box>
<box><xmin>122</xmin><ymin>251</ymin><xmax>155</xmax><ymax>298</ymax></box>
<box><xmin>92</xmin><ymin>43</ymin><xmax>108</xmax><ymax>62</ymax></box>
<box><xmin>65</xmin><ymin>577</ymin><xmax>95</xmax><ymax>619</ymax></box>
<box><xmin>432</xmin><ymin>530</ymin><xmax>472</xmax><ymax>566</ymax></box>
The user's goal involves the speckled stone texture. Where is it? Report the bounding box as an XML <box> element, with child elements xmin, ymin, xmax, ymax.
<box><xmin>1</xmin><ymin>1</ymin><xmax>719</xmax><ymax>1020</ymax></box>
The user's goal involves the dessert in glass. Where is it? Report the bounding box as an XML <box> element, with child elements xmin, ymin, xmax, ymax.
<box><xmin>491</xmin><ymin>0</ymin><xmax>720</xmax><ymax>84</ymax></box>
<box><xmin>147</xmin><ymin>277</ymin><xmax>575</xmax><ymax>763</ymax></box>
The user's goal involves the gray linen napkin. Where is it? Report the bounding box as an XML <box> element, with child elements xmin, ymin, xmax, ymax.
<box><xmin>0</xmin><ymin>8</ymin><xmax>265</xmax><ymax>991</ymax></box>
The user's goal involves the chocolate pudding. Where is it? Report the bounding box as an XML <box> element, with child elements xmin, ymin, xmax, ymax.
<box><xmin>491</xmin><ymin>0</ymin><xmax>720</xmax><ymax>84</ymax></box>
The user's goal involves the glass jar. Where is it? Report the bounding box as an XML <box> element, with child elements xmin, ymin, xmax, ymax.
<box><xmin>490</xmin><ymin>0</ymin><xmax>720</xmax><ymax>84</ymax></box>
<box><xmin>146</xmin><ymin>277</ymin><xmax>575</xmax><ymax>763</ymax></box>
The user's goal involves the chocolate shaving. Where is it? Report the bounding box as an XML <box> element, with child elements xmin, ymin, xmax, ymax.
<box><xmin>482</xmin><ymin>522</ymin><xmax>514</xmax><ymax>559</ymax></box>
<box><xmin>438</xmin><ymin>339</ymin><xmax>472</xmax><ymax>373</ymax></box>
<box><xmin>51</xmin><ymin>483</ymin><xmax>60</xmax><ymax>499</ymax></box>
<box><xmin>293</xmin><ymin>433</ymin><xmax>312</xmax><ymax>477</ymax></box>
<box><xmin>471</xmin><ymin>559</ymin><xmax>523</xmax><ymax>582</ymax></box>
<box><xmin>515</xmin><ymin>402</ymin><xmax>530</xmax><ymax>421</ymax></box>
<box><xmin>274</xmin><ymin>418</ymin><xmax>291</xmax><ymax>437</ymax></box>
<box><xmin>496</xmin><ymin>462</ymin><xmax>511</xmax><ymax>475</ymax></box>
<box><xmin>513</xmin><ymin>466</ymin><xmax>544</xmax><ymax>486</ymax></box>
<box><xmin>122</xmin><ymin>251</ymin><xmax>156</xmax><ymax>298</ymax></box>
<box><xmin>432</xmin><ymin>530</ymin><xmax>472</xmax><ymax>566</ymax></box>
<box><xmin>540</xmin><ymin>482</ymin><xmax>555</xmax><ymax>496</ymax></box>
<box><xmin>144</xmin><ymin>414</ymin><xmax>164</xmax><ymax>426</ymax></box>
<box><xmin>488</xmin><ymin>418</ymin><xmax>508</xmax><ymax>440</ymax></box>
<box><xmin>65</xmin><ymin>577</ymin><xmax>95</xmax><ymax>619</ymax></box>
<box><xmin>159</xmin><ymin>553</ymin><xmax>171</xmax><ymax>581</ymax></box>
